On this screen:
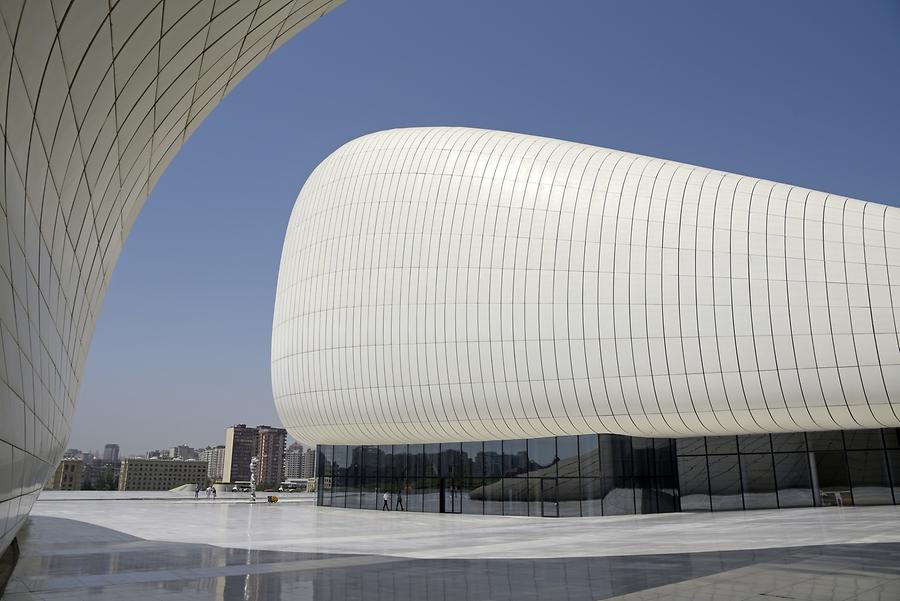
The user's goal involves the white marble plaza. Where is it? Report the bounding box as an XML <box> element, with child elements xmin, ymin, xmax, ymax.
<box><xmin>31</xmin><ymin>491</ymin><xmax>900</xmax><ymax>560</ymax></box>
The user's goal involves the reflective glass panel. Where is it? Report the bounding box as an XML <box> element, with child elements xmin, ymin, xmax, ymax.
<box><xmin>460</xmin><ymin>478</ymin><xmax>484</xmax><ymax>515</ymax></box>
<box><xmin>847</xmin><ymin>450</ymin><xmax>892</xmax><ymax>505</ymax></box>
<box><xmin>677</xmin><ymin>456</ymin><xmax>710</xmax><ymax>511</ymax></box>
<box><xmin>503</xmin><ymin>440</ymin><xmax>528</xmax><ymax>477</ymax></box>
<box><xmin>580</xmin><ymin>478</ymin><xmax>603</xmax><ymax>516</ymax></box>
<box><xmin>844</xmin><ymin>429</ymin><xmax>884</xmax><ymax>450</ymax></box>
<box><xmin>377</xmin><ymin>445</ymin><xmax>392</xmax><ymax>479</ymax></box>
<box><xmin>808</xmin><ymin>432</ymin><xmax>844</xmax><ymax>452</ymax></box>
<box><xmin>707</xmin><ymin>454</ymin><xmax>742</xmax><ymax>511</ymax></box>
<box><xmin>738</xmin><ymin>434</ymin><xmax>771</xmax><ymax>454</ymax></box>
<box><xmin>557</xmin><ymin>436</ymin><xmax>580</xmax><ymax>478</ymax></box>
<box><xmin>888</xmin><ymin>450</ymin><xmax>900</xmax><ymax>502</ymax></box>
<box><xmin>503</xmin><ymin>477</ymin><xmax>529</xmax><ymax>515</ymax></box>
<box><xmin>578</xmin><ymin>434</ymin><xmax>600</xmax><ymax>477</ymax></box>
<box><xmin>600</xmin><ymin>477</ymin><xmax>634</xmax><ymax>515</ymax></box>
<box><xmin>483</xmin><ymin>441</ymin><xmax>503</xmax><ymax>478</ymax></box>
<box><xmin>771</xmin><ymin>433</ymin><xmax>806</xmax><ymax>452</ymax></box>
<box><xmin>774</xmin><ymin>452</ymin><xmax>813</xmax><ymax>507</ymax></box>
<box><xmin>740</xmin><ymin>454</ymin><xmax>777</xmax><ymax>509</ymax></box>
<box><xmin>558</xmin><ymin>478</ymin><xmax>581</xmax><ymax>516</ymax></box>
<box><xmin>462</xmin><ymin>442</ymin><xmax>483</xmax><ymax>477</ymax></box>
<box><xmin>676</xmin><ymin>437</ymin><xmax>706</xmax><ymax>456</ymax></box>
<box><xmin>528</xmin><ymin>437</ymin><xmax>557</xmax><ymax>477</ymax></box>
<box><xmin>706</xmin><ymin>436</ymin><xmax>738</xmax><ymax>455</ymax></box>
<box><xmin>812</xmin><ymin>451</ymin><xmax>850</xmax><ymax>506</ymax></box>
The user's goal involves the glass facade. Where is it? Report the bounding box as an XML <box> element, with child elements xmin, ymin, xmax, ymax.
<box><xmin>317</xmin><ymin>428</ymin><xmax>900</xmax><ymax>516</ymax></box>
<box><xmin>317</xmin><ymin>428</ymin><xmax>900</xmax><ymax>515</ymax></box>
<box><xmin>316</xmin><ymin>433</ymin><xmax>677</xmax><ymax>516</ymax></box>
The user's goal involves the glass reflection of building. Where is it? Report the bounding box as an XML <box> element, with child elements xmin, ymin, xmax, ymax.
<box><xmin>317</xmin><ymin>428</ymin><xmax>900</xmax><ymax>516</ymax></box>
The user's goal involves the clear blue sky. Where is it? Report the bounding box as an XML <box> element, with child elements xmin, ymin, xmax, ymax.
<box><xmin>71</xmin><ymin>0</ymin><xmax>900</xmax><ymax>455</ymax></box>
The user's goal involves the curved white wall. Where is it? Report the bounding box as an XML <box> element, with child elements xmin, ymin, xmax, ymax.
<box><xmin>273</xmin><ymin>127</ymin><xmax>900</xmax><ymax>445</ymax></box>
<box><xmin>0</xmin><ymin>0</ymin><xmax>341</xmax><ymax>553</ymax></box>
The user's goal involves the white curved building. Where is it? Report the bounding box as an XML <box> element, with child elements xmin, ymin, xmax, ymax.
<box><xmin>273</xmin><ymin>127</ymin><xmax>900</xmax><ymax>445</ymax></box>
<box><xmin>0</xmin><ymin>0</ymin><xmax>341</xmax><ymax>555</ymax></box>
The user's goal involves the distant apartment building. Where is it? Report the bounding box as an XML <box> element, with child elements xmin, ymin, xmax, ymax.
<box><xmin>199</xmin><ymin>446</ymin><xmax>226</xmax><ymax>481</ymax></box>
<box><xmin>47</xmin><ymin>459</ymin><xmax>83</xmax><ymax>490</ymax></box>
<box><xmin>82</xmin><ymin>458</ymin><xmax>120</xmax><ymax>490</ymax></box>
<box><xmin>102</xmin><ymin>444</ymin><xmax>120</xmax><ymax>463</ymax></box>
<box><xmin>256</xmin><ymin>426</ymin><xmax>287</xmax><ymax>487</ymax></box>
<box><xmin>62</xmin><ymin>448</ymin><xmax>82</xmax><ymax>459</ymax></box>
<box><xmin>283</xmin><ymin>443</ymin><xmax>304</xmax><ymax>479</ymax></box>
<box><xmin>224</xmin><ymin>425</ymin><xmax>258</xmax><ymax>483</ymax></box>
<box><xmin>300</xmin><ymin>446</ymin><xmax>317</xmax><ymax>479</ymax></box>
<box><xmin>118</xmin><ymin>459</ymin><xmax>208</xmax><ymax>491</ymax></box>
<box><xmin>169</xmin><ymin>444</ymin><xmax>199</xmax><ymax>460</ymax></box>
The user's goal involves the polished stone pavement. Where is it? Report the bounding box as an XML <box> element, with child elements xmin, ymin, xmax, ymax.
<box><xmin>5</xmin><ymin>494</ymin><xmax>900</xmax><ymax>600</ymax></box>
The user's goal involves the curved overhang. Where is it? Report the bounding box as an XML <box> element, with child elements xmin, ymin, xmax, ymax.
<box><xmin>273</xmin><ymin>127</ymin><xmax>900</xmax><ymax>445</ymax></box>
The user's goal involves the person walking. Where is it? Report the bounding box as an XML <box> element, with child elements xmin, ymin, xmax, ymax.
<box><xmin>195</xmin><ymin>484</ymin><xmax>200</xmax><ymax>499</ymax></box>
<box><xmin>205</xmin><ymin>486</ymin><xmax>212</xmax><ymax>499</ymax></box>
<box><xmin>395</xmin><ymin>490</ymin><xmax>404</xmax><ymax>511</ymax></box>
<box><xmin>211</xmin><ymin>486</ymin><xmax>217</xmax><ymax>500</ymax></box>
<box><xmin>382</xmin><ymin>491</ymin><xmax>390</xmax><ymax>510</ymax></box>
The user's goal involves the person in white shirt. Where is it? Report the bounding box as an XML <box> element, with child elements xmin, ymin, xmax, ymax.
<box><xmin>382</xmin><ymin>491</ymin><xmax>390</xmax><ymax>510</ymax></box>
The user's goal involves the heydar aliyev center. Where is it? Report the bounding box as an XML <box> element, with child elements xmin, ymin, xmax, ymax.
<box><xmin>273</xmin><ymin>127</ymin><xmax>900</xmax><ymax>516</ymax></box>
<box><xmin>1</xmin><ymin>0</ymin><xmax>900</xmax><ymax>561</ymax></box>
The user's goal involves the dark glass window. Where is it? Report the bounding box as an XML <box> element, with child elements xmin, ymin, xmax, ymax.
<box><xmin>774</xmin><ymin>452</ymin><xmax>813</xmax><ymax>508</ymax></box>
<box><xmin>377</xmin><ymin>445</ymin><xmax>392</xmax><ymax>480</ymax></box>
<box><xmin>557</xmin><ymin>478</ymin><xmax>581</xmax><ymax>517</ymax></box>
<box><xmin>771</xmin><ymin>433</ymin><xmax>806</xmax><ymax>452</ymax></box>
<box><xmin>482</xmin><ymin>476</ymin><xmax>503</xmax><ymax>515</ymax></box>
<box><xmin>462</xmin><ymin>441</ymin><xmax>483</xmax><ymax>478</ymax></box>
<box><xmin>812</xmin><ymin>450</ymin><xmax>851</xmax><ymax>506</ymax></box>
<box><xmin>677</xmin><ymin>456</ymin><xmax>710</xmax><ymax>511</ymax></box>
<box><xmin>705</xmin><ymin>435</ymin><xmax>738</xmax><ymax>455</ymax></box>
<box><xmin>407</xmin><ymin>444</ymin><xmax>425</xmax><ymax>481</ymax></box>
<box><xmin>532</xmin><ymin>476</ymin><xmax>559</xmax><ymax>517</ymax></box>
<box><xmin>847</xmin><ymin>450</ymin><xmax>892</xmax><ymax>505</ymax></box>
<box><xmin>600</xmin><ymin>435</ymin><xmax>632</xmax><ymax>477</ymax></box>
<box><xmin>503</xmin><ymin>439</ymin><xmax>528</xmax><ymax>477</ymax></box>
<box><xmin>557</xmin><ymin>436</ymin><xmax>580</xmax><ymax>478</ymax></box>
<box><xmin>441</xmin><ymin>442</ymin><xmax>462</xmax><ymax>478</ymax></box>
<box><xmin>579</xmin><ymin>478</ymin><xmax>603</xmax><ymax>516</ymax></box>
<box><xmin>884</xmin><ymin>429</ymin><xmax>900</xmax><ymax>449</ymax></box>
<box><xmin>460</xmin><ymin>478</ymin><xmax>484</xmax><ymax>515</ymax></box>
<box><xmin>740</xmin><ymin>454</ymin><xmax>777</xmax><ymax>509</ymax></box>
<box><xmin>482</xmin><ymin>441</ymin><xmax>503</xmax><ymax>478</ymax></box>
<box><xmin>807</xmin><ymin>431</ymin><xmax>844</xmax><ymax>452</ymax></box>
<box><xmin>676</xmin><ymin>437</ymin><xmax>706</xmax><ymax>456</ymax></box>
<box><xmin>738</xmin><ymin>434</ymin><xmax>771</xmax><ymax>454</ymax></box>
<box><xmin>424</xmin><ymin>443</ymin><xmax>441</xmax><ymax>478</ymax></box>
<box><xmin>653</xmin><ymin>438</ymin><xmax>676</xmax><ymax>477</ymax></box>
<box><xmin>600</xmin><ymin>477</ymin><xmax>634</xmax><ymax>515</ymax></box>
<box><xmin>844</xmin><ymin>429</ymin><xmax>884</xmax><ymax>450</ymax></box>
<box><xmin>528</xmin><ymin>437</ymin><xmax>557</xmax><ymax>477</ymax></box>
<box><xmin>578</xmin><ymin>434</ymin><xmax>600</xmax><ymax>477</ymax></box>
<box><xmin>887</xmin><ymin>450</ymin><xmax>900</xmax><ymax>502</ymax></box>
<box><xmin>319</xmin><ymin>445</ymin><xmax>333</xmax><ymax>479</ymax></box>
<box><xmin>632</xmin><ymin>438</ymin><xmax>655</xmax><ymax>478</ymax></box>
<box><xmin>707</xmin><ymin>454</ymin><xmax>742</xmax><ymax>511</ymax></box>
<box><xmin>363</xmin><ymin>446</ymin><xmax>379</xmax><ymax>479</ymax></box>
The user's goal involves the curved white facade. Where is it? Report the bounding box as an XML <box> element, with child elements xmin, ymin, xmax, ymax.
<box><xmin>0</xmin><ymin>0</ymin><xmax>341</xmax><ymax>553</ymax></box>
<box><xmin>273</xmin><ymin>127</ymin><xmax>900</xmax><ymax>445</ymax></box>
